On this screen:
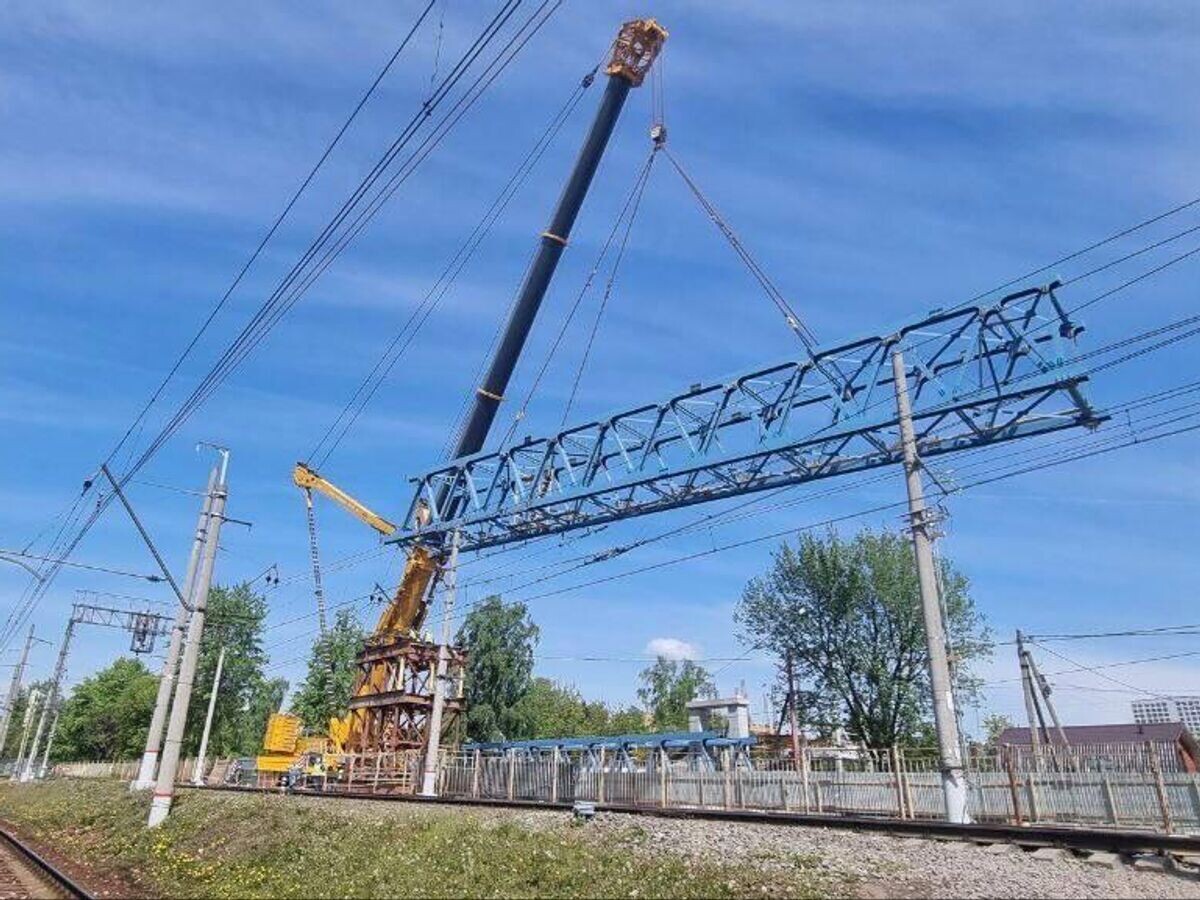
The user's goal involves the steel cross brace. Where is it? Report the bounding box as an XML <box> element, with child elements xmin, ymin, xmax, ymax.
<box><xmin>392</xmin><ymin>284</ymin><xmax>1105</xmax><ymax>553</ymax></box>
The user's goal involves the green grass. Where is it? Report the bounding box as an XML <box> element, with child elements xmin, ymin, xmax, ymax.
<box><xmin>0</xmin><ymin>780</ymin><xmax>834</xmax><ymax>898</ymax></box>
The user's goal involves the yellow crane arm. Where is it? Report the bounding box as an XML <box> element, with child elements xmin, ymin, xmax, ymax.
<box><xmin>292</xmin><ymin>462</ymin><xmax>397</xmax><ymax>536</ymax></box>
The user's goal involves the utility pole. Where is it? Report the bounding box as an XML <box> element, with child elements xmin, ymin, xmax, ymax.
<box><xmin>890</xmin><ymin>349</ymin><xmax>969</xmax><ymax>824</ymax></box>
<box><xmin>1028</xmin><ymin>654</ymin><xmax>1069</xmax><ymax>748</ymax></box>
<box><xmin>420</xmin><ymin>530</ymin><xmax>459</xmax><ymax>797</ymax></box>
<box><xmin>10</xmin><ymin>688</ymin><xmax>39</xmax><ymax>781</ymax></box>
<box><xmin>192</xmin><ymin>643</ymin><xmax>226</xmax><ymax>787</ymax></box>
<box><xmin>21</xmin><ymin>614</ymin><xmax>75</xmax><ymax>782</ymax></box>
<box><xmin>133</xmin><ymin>468</ymin><xmax>215</xmax><ymax>790</ymax></box>
<box><xmin>0</xmin><ymin>626</ymin><xmax>36</xmax><ymax>757</ymax></box>
<box><xmin>37</xmin><ymin>707</ymin><xmax>60</xmax><ymax>779</ymax></box>
<box><xmin>149</xmin><ymin>447</ymin><xmax>228</xmax><ymax>827</ymax></box>
<box><xmin>1016</xmin><ymin>630</ymin><xmax>1044</xmax><ymax>768</ymax></box>
<box><xmin>785</xmin><ymin>652</ymin><xmax>802</xmax><ymax>772</ymax></box>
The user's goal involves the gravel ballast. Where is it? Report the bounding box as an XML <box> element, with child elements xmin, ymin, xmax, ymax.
<box><xmin>294</xmin><ymin>794</ymin><xmax>1200</xmax><ymax>899</ymax></box>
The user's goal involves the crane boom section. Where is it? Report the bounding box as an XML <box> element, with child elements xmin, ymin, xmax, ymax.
<box><xmin>293</xmin><ymin>463</ymin><xmax>397</xmax><ymax>536</ymax></box>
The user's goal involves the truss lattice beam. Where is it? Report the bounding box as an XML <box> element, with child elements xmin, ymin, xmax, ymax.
<box><xmin>392</xmin><ymin>284</ymin><xmax>1103</xmax><ymax>552</ymax></box>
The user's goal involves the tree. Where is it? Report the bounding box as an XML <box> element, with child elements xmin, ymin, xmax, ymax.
<box><xmin>736</xmin><ymin>528</ymin><xmax>990</xmax><ymax>747</ymax></box>
<box><xmin>636</xmin><ymin>657</ymin><xmax>716</xmax><ymax>731</ymax></box>
<box><xmin>982</xmin><ymin>713</ymin><xmax>1014</xmax><ymax>750</ymax></box>
<box><xmin>456</xmin><ymin>596</ymin><xmax>538</xmax><ymax>742</ymax></box>
<box><xmin>183</xmin><ymin>583</ymin><xmax>282</xmax><ymax>757</ymax></box>
<box><xmin>3</xmin><ymin>679</ymin><xmax>54</xmax><ymax>760</ymax></box>
<box><xmin>291</xmin><ymin>609</ymin><xmax>366</xmax><ymax>730</ymax></box>
<box><xmin>513</xmin><ymin>678</ymin><xmax>650</xmax><ymax>739</ymax></box>
<box><xmin>53</xmin><ymin>658</ymin><xmax>158</xmax><ymax>761</ymax></box>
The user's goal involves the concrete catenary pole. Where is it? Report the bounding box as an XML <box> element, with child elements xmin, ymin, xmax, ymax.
<box><xmin>133</xmin><ymin>468</ymin><xmax>215</xmax><ymax>789</ymax></box>
<box><xmin>1016</xmin><ymin>630</ymin><xmax>1043</xmax><ymax>769</ymax></box>
<box><xmin>785</xmin><ymin>652</ymin><xmax>802</xmax><ymax>771</ymax></box>
<box><xmin>10</xmin><ymin>688</ymin><xmax>40</xmax><ymax>781</ymax></box>
<box><xmin>149</xmin><ymin>449</ymin><xmax>228</xmax><ymax>828</ymax></box>
<box><xmin>191</xmin><ymin>643</ymin><xmax>226</xmax><ymax>786</ymax></box>
<box><xmin>890</xmin><ymin>349</ymin><xmax>970</xmax><ymax>824</ymax></box>
<box><xmin>21</xmin><ymin>613</ymin><xmax>75</xmax><ymax>782</ymax></box>
<box><xmin>0</xmin><ymin>626</ymin><xmax>36</xmax><ymax>758</ymax></box>
<box><xmin>1028</xmin><ymin>655</ymin><xmax>1070</xmax><ymax>749</ymax></box>
<box><xmin>37</xmin><ymin>707</ymin><xmax>61</xmax><ymax>779</ymax></box>
<box><xmin>420</xmin><ymin>530</ymin><xmax>459</xmax><ymax>797</ymax></box>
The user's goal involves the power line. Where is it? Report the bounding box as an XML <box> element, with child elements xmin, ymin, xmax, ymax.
<box><xmin>103</xmin><ymin>0</ymin><xmax>440</xmax><ymax>471</ymax></box>
<box><xmin>310</xmin><ymin>62</ymin><xmax>598</xmax><ymax>468</ymax></box>
<box><xmin>0</xmin><ymin>550</ymin><xmax>164</xmax><ymax>584</ymax></box>
<box><xmin>4</xmin><ymin>1</ymin><xmax>562</xmax><ymax>650</ymax></box>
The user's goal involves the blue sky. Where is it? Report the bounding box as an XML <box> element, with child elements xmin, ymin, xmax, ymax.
<box><xmin>2</xmin><ymin>1</ymin><xmax>1198</xmax><ymax>737</ymax></box>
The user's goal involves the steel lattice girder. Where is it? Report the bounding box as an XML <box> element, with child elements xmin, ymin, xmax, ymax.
<box><xmin>391</xmin><ymin>284</ymin><xmax>1104</xmax><ymax>553</ymax></box>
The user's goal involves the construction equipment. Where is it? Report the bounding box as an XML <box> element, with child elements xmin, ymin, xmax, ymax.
<box><xmin>255</xmin><ymin>712</ymin><xmax>341</xmax><ymax>780</ymax></box>
<box><xmin>329</xmin><ymin>18</ymin><xmax>667</xmax><ymax>763</ymax></box>
<box><xmin>293</xmin><ymin>462</ymin><xmax>398</xmax><ymax>635</ymax></box>
<box><xmin>258</xmin><ymin>20</ymin><xmax>665</xmax><ymax>780</ymax></box>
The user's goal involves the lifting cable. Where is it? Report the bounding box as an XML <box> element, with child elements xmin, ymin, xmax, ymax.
<box><xmin>560</xmin><ymin>147</ymin><xmax>658</xmax><ymax>426</ymax></box>
<box><xmin>497</xmin><ymin>143</ymin><xmax>660</xmax><ymax>448</ymax></box>
<box><xmin>661</xmin><ymin>146</ymin><xmax>820</xmax><ymax>353</ymax></box>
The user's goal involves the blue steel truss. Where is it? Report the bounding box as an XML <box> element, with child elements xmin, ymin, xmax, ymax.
<box><xmin>393</xmin><ymin>283</ymin><xmax>1103</xmax><ymax>553</ymax></box>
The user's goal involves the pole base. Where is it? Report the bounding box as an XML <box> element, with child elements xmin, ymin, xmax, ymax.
<box><xmin>942</xmin><ymin>769</ymin><xmax>972</xmax><ymax>824</ymax></box>
<box><xmin>418</xmin><ymin>771</ymin><xmax>438</xmax><ymax>797</ymax></box>
<box><xmin>147</xmin><ymin>794</ymin><xmax>173</xmax><ymax>828</ymax></box>
<box><xmin>131</xmin><ymin>752</ymin><xmax>158</xmax><ymax>791</ymax></box>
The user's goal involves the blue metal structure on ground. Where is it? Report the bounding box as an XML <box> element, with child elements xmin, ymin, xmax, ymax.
<box><xmin>465</xmin><ymin>730</ymin><xmax>756</xmax><ymax>772</ymax></box>
<box><xmin>393</xmin><ymin>283</ymin><xmax>1104</xmax><ymax>552</ymax></box>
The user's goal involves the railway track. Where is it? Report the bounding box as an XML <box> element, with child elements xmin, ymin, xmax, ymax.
<box><xmin>189</xmin><ymin>783</ymin><xmax>1200</xmax><ymax>862</ymax></box>
<box><xmin>0</xmin><ymin>825</ymin><xmax>90</xmax><ymax>900</ymax></box>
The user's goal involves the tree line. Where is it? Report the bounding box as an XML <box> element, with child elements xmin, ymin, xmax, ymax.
<box><xmin>28</xmin><ymin>524</ymin><xmax>991</xmax><ymax>761</ymax></box>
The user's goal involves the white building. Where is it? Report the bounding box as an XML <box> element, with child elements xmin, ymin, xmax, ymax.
<box><xmin>1132</xmin><ymin>696</ymin><xmax>1200</xmax><ymax>735</ymax></box>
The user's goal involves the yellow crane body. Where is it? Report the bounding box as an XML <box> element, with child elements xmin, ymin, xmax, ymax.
<box><xmin>292</xmin><ymin>462</ymin><xmax>397</xmax><ymax>536</ymax></box>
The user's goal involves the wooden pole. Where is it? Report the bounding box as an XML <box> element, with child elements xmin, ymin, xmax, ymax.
<box><xmin>1147</xmin><ymin>741</ymin><xmax>1173</xmax><ymax>833</ymax></box>
<box><xmin>1005</xmin><ymin>753</ymin><xmax>1023</xmax><ymax>825</ymax></box>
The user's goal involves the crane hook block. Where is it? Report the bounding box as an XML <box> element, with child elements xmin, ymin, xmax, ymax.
<box><xmin>605</xmin><ymin>18</ymin><xmax>668</xmax><ymax>87</ymax></box>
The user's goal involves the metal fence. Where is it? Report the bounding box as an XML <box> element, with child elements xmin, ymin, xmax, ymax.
<box><xmin>44</xmin><ymin>742</ymin><xmax>1200</xmax><ymax>835</ymax></box>
<box><xmin>435</xmin><ymin>743</ymin><xmax>1200</xmax><ymax>834</ymax></box>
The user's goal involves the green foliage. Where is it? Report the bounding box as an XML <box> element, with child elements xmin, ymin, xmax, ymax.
<box><xmin>636</xmin><ymin>658</ymin><xmax>716</xmax><ymax>731</ymax></box>
<box><xmin>183</xmin><ymin>583</ymin><xmax>285</xmax><ymax>757</ymax></box>
<box><xmin>736</xmin><ymin>528</ymin><xmax>991</xmax><ymax>747</ymax></box>
<box><xmin>982</xmin><ymin>713</ymin><xmax>1014</xmax><ymax>749</ymax></box>
<box><xmin>290</xmin><ymin>609</ymin><xmax>366</xmax><ymax>730</ymax></box>
<box><xmin>0</xmin><ymin>780</ymin><xmax>836</xmax><ymax>898</ymax></box>
<box><xmin>513</xmin><ymin>678</ymin><xmax>649</xmax><ymax>739</ymax></box>
<box><xmin>456</xmin><ymin>596</ymin><xmax>539</xmax><ymax>742</ymax></box>
<box><xmin>1</xmin><ymin>679</ymin><xmax>49</xmax><ymax>758</ymax></box>
<box><xmin>54</xmin><ymin>658</ymin><xmax>158</xmax><ymax>761</ymax></box>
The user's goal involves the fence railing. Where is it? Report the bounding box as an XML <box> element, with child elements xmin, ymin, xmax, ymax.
<box><xmin>41</xmin><ymin>741</ymin><xmax>1200</xmax><ymax>835</ymax></box>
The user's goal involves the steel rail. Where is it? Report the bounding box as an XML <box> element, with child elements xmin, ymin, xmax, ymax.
<box><xmin>184</xmin><ymin>784</ymin><xmax>1200</xmax><ymax>859</ymax></box>
<box><xmin>0</xmin><ymin>822</ymin><xmax>93</xmax><ymax>899</ymax></box>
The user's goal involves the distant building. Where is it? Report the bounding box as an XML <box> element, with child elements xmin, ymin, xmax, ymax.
<box><xmin>1132</xmin><ymin>696</ymin><xmax>1200</xmax><ymax>735</ymax></box>
<box><xmin>997</xmin><ymin>722</ymin><xmax>1200</xmax><ymax>773</ymax></box>
<box><xmin>686</xmin><ymin>695</ymin><xmax>752</xmax><ymax>739</ymax></box>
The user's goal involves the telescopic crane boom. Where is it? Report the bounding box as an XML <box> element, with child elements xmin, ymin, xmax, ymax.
<box><xmin>293</xmin><ymin>463</ymin><xmax>397</xmax><ymax>536</ymax></box>
<box><xmin>334</xmin><ymin>18</ymin><xmax>667</xmax><ymax>753</ymax></box>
